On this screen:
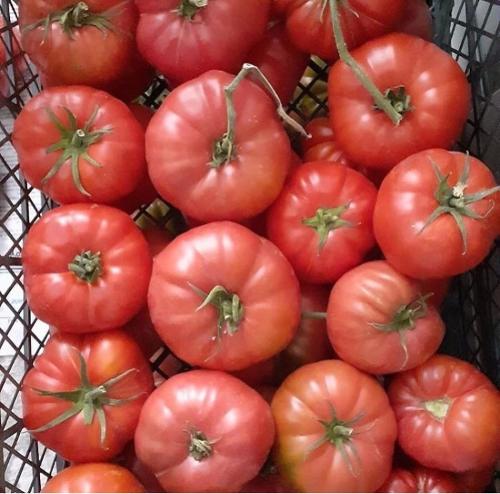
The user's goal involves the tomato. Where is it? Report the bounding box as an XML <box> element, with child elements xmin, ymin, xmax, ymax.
<box><xmin>272</xmin><ymin>360</ymin><xmax>397</xmax><ymax>492</ymax></box>
<box><xmin>374</xmin><ymin>149</ymin><xmax>500</xmax><ymax>279</ymax></box>
<box><xmin>378</xmin><ymin>467</ymin><xmax>460</xmax><ymax>493</ymax></box>
<box><xmin>147</xmin><ymin>69</ymin><xmax>292</xmax><ymax>222</ymax></box>
<box><xmin>20</xmin><ymin>0</ymin><xmax>142</xmax><ymax>89</ymax></box>
<box><xmin>22</xmin><ymin>204</ymin><xmax>152</xmax><ymax>333</ymax></box>
<box><xmin>455</xmin><ymin>466</ymin><xmax>495</xmax><ymax>493</ymax></box>
<box><xmin>302</xmin><ymin>118</ymin><xmax>334</xmax><ymax>152</ymax></box>
<box><xmin>329</xmin><ymin>34</ymin><xmax>470</xmax><ymax>170</ymax></box>
<box><xmin>42</xmin><ymin>463</ymin><xmax>145</xmax><ymax>493</ymax></box>
<box><xmin>327</xmin><ymin>261</ymin><xmax>445</xmax><ymax>375</ymax></box>
<box><xmin>148</xmin><ymin>222</ymin><xmax>301</xmax><ymax>370</ymax></box>
<box><xmin>13</xmin><ymin>86</ymin><xmax>146</xmax><ymax>205</ymax></box>
<box><xmin>267</xmin><ymin>161</ymin><xmax>377</xmax><ymax>284</ymax></box>
<box><xmin>275</xmin><ymin>0</ymin><xmax>405</xmax><ymax>61</ymax></box>
<box><xmin>247</xmin><ymin>21</ymin><xmax>309</xmax><ymax>104</ymax></box>
<box><xmin>418</xmin><ymin>278</ymin><xmax>451</xmax><ymax>307</ymax></box>
<box><xmin>232</xmin><ymin>359</ymin><xmax>278</xmax><ymax>387</ymax></box>
<box><xmin>399</xmin><ymin>0</ymin><xmax>433</xmax><ymax>41</ymax></box>
<box><xmin>388</xmin><ymin>355</ymin><xmax>500</xmax><ymax>472</ymax></box>
<box><xmin>135</xmin><ymin>0</ymin><xmax>270</xmax><ymax>86</ymax></box>
<box><xmin>134</xmin><ymin>370</ymin><xmax>275</xmax><ymax>492</ymax></box>
<box><xmin>23</xmin><ymin>330</ymin><xmax>154</xmax><ymax>463</ymax></box>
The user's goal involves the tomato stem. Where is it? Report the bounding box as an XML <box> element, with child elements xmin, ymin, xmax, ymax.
<box><xmin>328</xmin><ymin>0</ymin><xmax>403</xmax><ymax>125</ymax></box>
<box><xmin>176</xmin><ymin>0</ymin><xmax>208</xmax><ymax>20</ymax></box>
<box><xmin>187</xmin><ymin>429</ymin><xmax>214</xmax><ymax>461</ymax></box>
<box><xmin>423</xmin><ymin>397</ymin><xmax>452</xmax><ymax>421</ymax></box>
<box><xmin>303</xmin><ymin>204</ymin><xmax>353</xmax><ymax>250</ymax></box>
<box><xmin>68</xmin><ymin>250</ymin><xmax>103</xmax><ymax>283</ymax></box>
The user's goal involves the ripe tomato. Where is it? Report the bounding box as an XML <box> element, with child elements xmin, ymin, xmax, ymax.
<box><xmin>247</xmin><ymin>21</ymin><xmax>309</xmax><ymax>104</ymax></box>
<box><xmin>148</xmin><ymin>222</ymin><xmax>301</xmax><ymax>370</ymax></box>
<box><xmin>327</xmin><ymin>261</ymin><xmax>445</xmax><ymax>375</ymax></box>
<box><xmin>399</xmin><ymin>0</ymin><xmax>433</xmax><ymax>41</ymax></box>
<box><xmin>134</xmin><ymin>370</ymin><xmax>275</xmax><ymax>492</ymax></box>
<box><xmin>272</xmin><ymin>360</ymin><xmax>397</xmax><ymax>492</ymax></box>
<box><xmin>42</xmin><ymin>463</ymin><xmax>145</xmax><ymax>493</ymax></box>
<box><xmin>418</xmin><ymin>277</ymin><xmax>451</xmax><ymax>307</ymax></box>
<box><xmin>146</xmin><ymin>70</ymin><xmax>292</xmax><ymax>222</ymax></box>
<box><xmin>275</xmin><ymin>0</ymin><xmax>405</xmax><ymax>61</ymax></box>
<box><xmin>374</xmin><ymin>149</ymin><xmax>500</xmax><ymax>279</ymax></box>
<box><xmin>13</xmin><ymin>86</ymin><xmax>146</xmax><ymax>205</ymax></box>
<box><xmin>23</xmin><ymin>330</ymin><xmax>154</xmax><ymax>463</ymax></box>
<box><xmin>329</xmin><ymin>34</ymin><xmax>470</xmax><ymax>170</ymax></box>
<box><xmin>388</xmin><ymin>355</ymin><xmax>500</xmax><ymax>472</ymax></box>
<box><xmin>20</xmin><ymin>0</ymin><xmax>141</xmax><ymax>89</ymax></box>
<box><xmin>267</xmin><ymin>162</ymin><xmax>377</xmax><ymax>284</ymax></box>
<box><xmin>135</xmin><ymin>0</ymin><xmax>270</xmax><ymax>86</ymax></box>
<box><xmin>378</xmin><ymin>467</ymin><xmax>460</xmax><ymax>493</ymax></box>
<box><xmin>22</xmin><ymin>204</ymin><xmax>152</xmax><ymax>333</ymax></box>
<box><xmin>455</xmin><ymin>466</ymin><xmax>495</xmax><ymax>493</ymax></box>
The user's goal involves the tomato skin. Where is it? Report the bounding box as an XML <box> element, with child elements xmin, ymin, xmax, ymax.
<box><xmin>22</xmin><ymin>204</ymin><xmax>152</xmax><ymax>333</ymax></box>
<box><xmin>327</xmin><ymin>261</ymin><xmax>445</xmax><ymax>375</ymax></box>
<box><xmin>267</xmin><ymin>161</ymin><xmax>377</xmax><ymax>284</ymax></box>
<box><xmin>378</xmin><ymin>467</ymin><xmax>460</xmax><ymax>493</ymax></box>
<box><xmin>302</xmin><ymin>118</ymin><xmax>335</xmax><ymax>152</ymax></box>
<box><xmin>21</xmin><ymin>0</ymin><xmax>140</xmax><ymax>89</ymax></box>
<box><xmin>398</xmin><ymin>0</ymin><xmax>433</xmax><ymax>41</ymax></box>
<box><xmin>329</xmin><ymin>34</ymin><xmax>470</xmax><ymax>170</ymax></box>
<box><xmin>42</xmin><ymin>463</ymin><xmax>145</xmax><ymax>493</ymax></box>
<box><xmin>418</xmin><ymin>278</ymin><xmax>450</xmax><ymax>307</ymax></box>
<box><xmin>148</xmin><ymin>222</ymin><xmax>301</xmax><ymax>370</ymax></box>
<box><xmin>134</xmin><ymin>370</ymin><xmax>275</xmax><ymax>493</ymax></box>
<box><xmin>23</xmin><ymin>331</ymin><xmax>154</xmax><ymax>463</ymax></box>
<box><xmin>13</xmin><ymin>86</ymin><xmax>146</xmax><ymax>205</ymax></box>
<box><xmin>455</xmin><ymin>466</ymin><xmax>495</xmax><ymax>492</ymax></box>
<box><xmin>275</xmin><ymin>0</ymin><xmax>405</xmax><ymax>61</ymax></box>
<box><xmin>388</xmin><ymin>355</ymin><xmax>500</xmax><ymax>472</ymax></box>
<box><xmin>374</xmin><ymin>149</ymin><xmax>500</xmax><ymax>279</ymax></box>
<box><xmin>272</xmin><ymin>360</ymin><xmax>397</xmax><ymax>492</ymax></box>
<box><xmin>135</xmin><ymin>0</ymin><xmax>270</xmax><ymax>86</ymax></box>
<box><xmin>247</xmin><ymin>21</ymin><xmax>309</xmax><ymax>104</ymax></box>
<box><xmin>146</xmin><ymin>70</ymin><xmax>292</xmax><ymax>222</ymax></box>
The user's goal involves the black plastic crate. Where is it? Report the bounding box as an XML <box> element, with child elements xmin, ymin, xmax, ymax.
<box><xmin>1</xmin><ymin>0</ymin><xmax>499</xmax><ymax>491</ymax></box>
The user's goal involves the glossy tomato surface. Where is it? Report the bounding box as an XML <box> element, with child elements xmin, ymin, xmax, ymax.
<box><xmin>42</xmin><ymin>463</ymin><xmax>145</xmax><ymax>493</ymax></box>
<box><xmin>327</xmin><ymin>261</ymin><xmax>445</xmax><ymax>374</ymax></box>
<box><xmin>148</xmin><ymin>222</ymin><xmax>301</xmax><ymax>370</ymax></box>
<box><xmin>134</xmin><ymin>370</ymin><xmax>275</xmax><ymax>492</ymax></box>
<box><xmin>23</xmin><ymin>331</ymin><xmax>153</xmax><ymax>463</ymax></box>
<box><xmin>13</xmin><ymin>86</ymin><xmax>146</xmax><ymax>205</ymax></box>
<box><xmin>136</xmin><ymin>0</ymin><xmax>270</xmax><ymax>85</ymax></box>
<box><xmin>22</xmin><ymin>204</ymin><xmax>152</xmax><ymax>333</ymax></box>
<box><xmin>389</xmin><ymin>355</ymin><xmax>500</xmax><ymax>472</ymax></box>
<box><xmin>267</xmin><ymin>161</ymin><xmax>377</xmax><ymax>284</ymax></box>
<box><xmin>329</xmin><ymin>34</ymin><xmax>470</xmax><ymax>170</ymax></box>
<box><xmin>146</xmin><ymin>70</ymin><xmax>292</xmax><ymax>222</ymax></box>
<box><xmin>374</xmin><ymin>149</ymin><xmax>500</xmax><ymax>278</ymax></box>
<box><xmin>378</xmin><ymin>467</ymin><xmax>460</xmax><ymax>493</ymax></box>
<box><xmin>272</xmin><ymin>360</ymin><xmax>397</xmax><ymax>492</ymax></box>
<box><xmin>276</xmin><ymin>0</ymin><xmax>405</xmax><ymax>61</ymax></box>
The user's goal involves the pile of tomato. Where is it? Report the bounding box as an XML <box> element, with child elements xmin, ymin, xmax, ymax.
<box><xmin>7</xmin><ymin>0</ymin><xmax>500</xmax><ymax>492</ymax></box>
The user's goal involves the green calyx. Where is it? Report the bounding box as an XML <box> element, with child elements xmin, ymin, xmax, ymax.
<box><xmin>423</xmin><ymin>397</ymin><xmax>452</xmax><ymax>421</ymax></box>
<box><xmin>375</xmin><ymin>86</ymin><xmax>412</xmax><ymax>116</ymax></box>
<box><xmin>187</xmin><ymin>429</ymin><xmax>215</xmax><ymax>461</ymax></box>
<box><xmin>30</xmin><ymin>354</ymin><xmax>141</xmax><ymax>444</ymax></box>
<box><xmin>303</xmin><ymin>204</ymin><xmax>353</xmax><ymax>250</ymax></box>
<box><xmin>211</xmin><ymin>132</ymin><xmax>236</xmax><ymax>168</ymax></box>
<box><xmin>176</xmin><ymin>0</ymin><xmax>208</xmax><ymax>20</ymax></box>
<box><xmin>420</xmin><ymin>155</ymin><xmax>500</xmax><ymax>253</ymax></box>
<box><xmin>43</xmin><ymin>105</ymin><xmax>112</xmax><ymax>197</ymax></box>
<box><xmin>68</xmin><ymin>250</ymin><xmax>102</xmax><ymax>284</ymax></box>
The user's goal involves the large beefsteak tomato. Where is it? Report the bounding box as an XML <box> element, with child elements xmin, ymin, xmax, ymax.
<box><xmin>377</xmin><ymin>467</ymin><xmax>460</xmax><ymax>493</ymax></box>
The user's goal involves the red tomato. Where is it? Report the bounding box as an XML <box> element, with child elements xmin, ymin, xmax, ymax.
<box><xmin>134</xmin><ymin>370</ymin><xmax>275</xmax><ymax>492</ymax></box>
<box><xmin>42</xmin><ymin>463</ymin><xmax>145</xmax><ymax>493</ymax></box>
<box><xmin>275</xmin><ymin>0</ymin><xmax>405</xmax><ymax>61</ymax></box>
<box><xmin>455</xmin><ymin>466</ymin><xmax>495</xmax><ymax>492</ymax></box>
<box><xmin>231</xmin><ymin>359</ymin><xmax>278</xmax><ymax>387</ymax></box>
<box><xmin>329</xmin><ymin>34</ymin><xmax>470</xmax><ymax>170</ymax></box>
<box><xmin>22</xmin><ymin>204</ymin><xmax>152</xmax><ymax>333</ymax></box>
<box><xmin>374</xmin><ymin>149</ymin><xmax>500</xmax><ymax>279</ymax></box>
<box><xmin>272</xmin><ymin>360</ymin><xmax>397</xmax><ymax>492</ymax></box>
<box><xmin>20</xmin><ymin>0</ymin><xmax>141</xmax><ymax>89</ymax></box>
<box><xmin>247</xmin><ymin>21</ymin><xmax>309</xmax><ymax>104</ymax></box>
<box><xmin>267</xmin><ymin>162</ymin><xmax>377</xmax><ymax>284</ymax></box>
<box><xmin>302</xmin><ymin>118</ymin><xmax>335</xmax><ymax>152</ymax></box>
<box><xmin>398</xmin><ymin>0</ymin><xmax>433</xmax><ymax>41</ymax></box>
<box><xmin>148</xmin><ymin>222</ymin><xmax>301</xmax><ymax>370</ymax></box>
<box><xmin>23</xmin><ymin>331</ymin><xmax>154</xmax><ymax>463</ymax></box>
<box><xmin>327</xmin><ymin>261</ymin><xmax>445</xmax><ymax>375</ymax></box>
<box><xmin>13</xmin><ymin>86</ymin><xmax>146</xmax><ymax>205</ymax></box>
<box><xmin>378</xmin><ymin>467</ymin><xmax>460</xmax><ymax>493</ymax></box>
<box><xmin>418</xmin><ymin>278</ymin><xmax>451</xmax><ymax>307</ymax></box>
<box><xmin>146</xmin><ymin>70</ymin><xmax>292</xmax><ymax>222</ymax></box>
<box><xmin>388</xmin><ymin>355</ymin><xmax>500</xmax><ymax>472</ymax></box>
<box><xmin>135</xmin><ymin>0</ymin><xmax>270</xmax><ymax>86</ymax></box>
